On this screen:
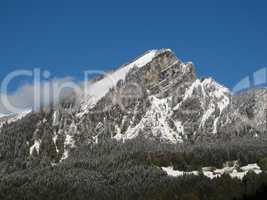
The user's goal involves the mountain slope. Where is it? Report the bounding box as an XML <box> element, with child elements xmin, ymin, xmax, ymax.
<box><xmin>0</xmin><ymin>49</ymin><xmax>266</xmax><ymax>164</ymax></box>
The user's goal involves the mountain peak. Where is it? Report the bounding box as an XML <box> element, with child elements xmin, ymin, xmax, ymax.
<box><xmin>0</xmin><ymin>49</ymin><xmax>264</xmax><ymax>164</ymax></box>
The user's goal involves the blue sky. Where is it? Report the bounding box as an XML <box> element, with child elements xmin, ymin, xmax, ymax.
<box><xmin>0</xmin><ymin>0</ymin><xmax>267</xmax><ymax>91</ymax></box>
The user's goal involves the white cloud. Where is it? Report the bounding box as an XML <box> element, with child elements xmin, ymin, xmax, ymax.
<box><xmin>0</xmin><ymin>77</ymin><xmax>82</xmax><ymax>114</ymax></box>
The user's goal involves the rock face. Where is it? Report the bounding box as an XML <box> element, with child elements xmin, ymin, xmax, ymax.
<box><xmin>0</xmin><ymin>49</ymin><xmax>266</xmax><ymax>164</ymax></box>
<box><xmin>233</xmin><ymin>88</ymin><xmax>267</xmax><ymax>134</ymax></box>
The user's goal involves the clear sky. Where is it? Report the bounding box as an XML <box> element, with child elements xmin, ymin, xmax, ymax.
<box><xmin>1</xmin><ymin>0</ymin><xmax>267</xmax><ymax>91</ymax></box>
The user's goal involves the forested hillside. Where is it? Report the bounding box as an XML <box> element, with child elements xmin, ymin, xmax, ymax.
<box><xmin>0</xmin><ymin>134</ymin><xmax>267</xmax><ymax>200</ymax></box>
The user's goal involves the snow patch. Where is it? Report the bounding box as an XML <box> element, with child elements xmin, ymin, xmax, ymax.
<box><xmin>173</xmin><ymin>78</ymin><xmax>230</xmax><ymax>134</ymax></box>
<box><xmin>200</xmin><ymin>105</ymin><xmax>215</xmax><ymax>127</ymax></box>
<box><xmin>213</xmin><ymin>117</ymin><xmax>220</xmax><ymax>134</ymax></box>
<box><xmin>79</xmin><ymin>50</ymin><xmax>159</xmax><ymax>116</ymax></box>
<box><xmin>240</xmin><ymin>163</ymin><xmax>261</xmax><ymax>173</ymax></box>
<box><xmin>117</xmin><ymin>96</ymin><xmax>183</xmax><ymax>143</ymax></box>
<box><xmin>53</xmin><ymin>134</ymin><xmax>59</xmax><ymax>153</ymax></box>
<box><xmin>162</xmin><ymin>166</ymin><xmax>199</xmax><ymax>177</ymax></box>
<box><xmin>0</xmin><ymin>109</ymin><xmax>32</xmax><ymax>128</ymax></box>
<box><xmin>162</xmin><ymin>163</ymin><xmax>263</xmax><ymax>180</ymax></box>
<box><xmin>52</xmin><ymin>110</ymin><xmax>60</xmax><ymax>126</ymax></box>
<box><xmin>29</xmin><ymin>139</ymin><xmax>41</xmax><ymax>155</ymax></box>
<box><xmin>61</xmin><ymin>134</ymin><xmax>76</xmax><ymax>161</ymax></box>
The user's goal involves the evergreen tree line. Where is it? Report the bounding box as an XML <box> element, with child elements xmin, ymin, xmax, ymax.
<box><xmin>0</xmin><ymin>136</ymin><xmax>266</xmax><ymax>200</ymax></box>
<box><xmin>0</xmin><ymin>112</ymin><xmax>267</xmax><ymax>199</ymax></box>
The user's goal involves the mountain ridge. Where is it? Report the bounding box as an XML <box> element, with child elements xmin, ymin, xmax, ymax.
<box><xmin>0</xmin><ymin>49</ymin><xmax>266</xmax><ymax>164</ymax></box>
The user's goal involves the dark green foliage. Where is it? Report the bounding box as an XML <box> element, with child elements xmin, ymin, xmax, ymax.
<box><xmin>0</xmin><ymin>137</ymin><xmax>267</xmax><ymax>200</ymax></box>
<box><xmin>0</xmin><ymin>112</ymin><xmax>44</xmax><ymax>172</ymax></box>
<box><xmin>258</xmin><ymin>157</ymin><xmax>267</xmax><ymax>171</ymax></box>
<box><xmin>0</xmin><ymin>112</ymin><xmax>267</xmax><ymax>200</ymax></box>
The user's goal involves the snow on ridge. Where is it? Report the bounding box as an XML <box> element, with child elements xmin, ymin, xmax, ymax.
<box><xmin>177</xmin><ymin>78</ymin><xmax>230</xmax><ymax>108</ymax></box>
<box><xmin>114</xmin><ymin>95</ymin><xmax>183</xmax><ymax>143</ymax></box>
<box><xmin>0</xmin><ymin>109</ymin><xmax>32</xmax><ymax>128</ymax></box>
<box><xmin>0</xmin><ymin>109</ymin><xmax>31</xmax><ymax>120</ymax></box>
<box><xmin>16</xmin><ymin>109</ymin><xmax>32</xmax><ymax>119</ymax></box>
<box><xmin>79</xmin><ymin>49</ymin><xmax>165</xmax><ymax>115</ymax></box>
<box><xmin>115</xmin><ymin>76</ymin><xmax>231</xmax><ymax>142</ymax></box>
<box><xmin>203</xmin><ymin>78</ymin><xmax>230</xmax><ymax>112</ymax></box>
<box><xmin>0</xmin><ymin>113</ymin><xmax>9</xmax><ymax>118</ymax></box>
<box><xmin>173</xmin><ymin>79</ymin><xmax>203</xmax><ymax>111</ymax></box>
<box><xmin>201</xmin><ymin>78</ymin><xmax>230</xmax><ymax>133</ymax></box>
<box><xmin>173</xmin><ymin>78</ymin><xmax>230</xmax><ymax>133</ymax></box>
<box><xmin>202</xmin><ymin>77</ymin><xmax>230</xmax><ymax>94</ymax></box>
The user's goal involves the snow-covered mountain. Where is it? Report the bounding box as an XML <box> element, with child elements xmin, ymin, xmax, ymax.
<box><xmin>0</xmin><ymin>49</ymin><xmax>266</xmax><ymax>163</ymax></box>
<box><xmin>0</xmin><ymin>110</ymin><xmax>31</xmax><ymax>128</ymax></box>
